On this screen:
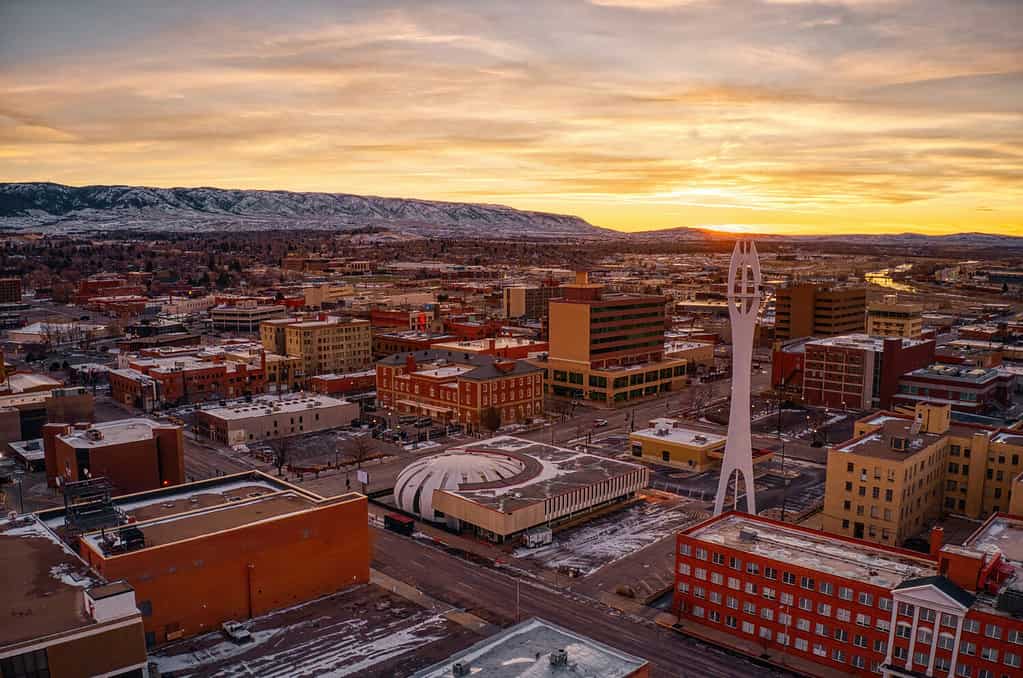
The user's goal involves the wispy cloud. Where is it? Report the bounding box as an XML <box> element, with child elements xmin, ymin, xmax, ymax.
<box><xmin>0</xmin><ymin>0</ymin><xmax>1020</xmax><ymax>235</ymax></box>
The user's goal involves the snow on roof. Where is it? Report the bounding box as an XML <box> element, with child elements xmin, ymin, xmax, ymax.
<box><xmin>631</xmin><ymin>421</ymin><xmax>725</xmax><ymax>448</ymax></box>
<box><xmin>59</xmin><ymin>418</ymin><xmax>168</xmax><ymax>447</ymax></box>
<box><xmin>689</xmin><ymin>514</ymin><xmax>935</xmax><ymax>589</ymax></box>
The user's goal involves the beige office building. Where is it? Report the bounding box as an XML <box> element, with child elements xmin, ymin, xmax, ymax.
<box><xmin>823</xmin><ymin>403</ymin><xmax>1023</xmax><ymax>547</ymax></box>
<box><xmin>260</xmin><ymin>315</ymin><xmax>372</xmax><ymax>377</ymax></box>
<box><xmin>866</xmin><ymin>295</ymin><xmax>924</xmax><ymax>339</ymax></box>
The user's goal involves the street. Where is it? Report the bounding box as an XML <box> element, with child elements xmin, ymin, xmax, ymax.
<box><xmin>372</xmin><ymin>527</ymin><xmax>795</xmax><ymax>678</ymax></box>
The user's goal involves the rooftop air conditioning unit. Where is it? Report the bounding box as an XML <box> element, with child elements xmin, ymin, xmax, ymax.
<box><xmin>452</xmin><ymin>662</ymin><xmax>471</xmax><ymax>677</ymax></box>
<box><xmin>550</xmin><ymin>649</ymin><xmax>568</xmax><ymax>667</ymax></box>
<box><xmin>739</xmin><ymin>528</ymin><xmax>758</xmax><ymax>543</ymax></box>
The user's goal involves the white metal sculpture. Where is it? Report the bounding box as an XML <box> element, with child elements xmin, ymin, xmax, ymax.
<box><xmin>713</xmin><ymin>240</ymin><xmax>762</xmax><ymax>516</ymax></box>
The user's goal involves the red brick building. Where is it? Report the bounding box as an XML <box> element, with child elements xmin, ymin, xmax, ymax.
<box><xmin>779</xmin><ymin>334</ymin><xmax>935</xmax><ymax>409</ymax></box>
<box><xmin>109</xmin><ymin>350</ymin><xmax>266</xmax><ymax>409</ymax></box>
<box><xmin>376</xmin><ymin>349</ymin><xmax>543</xmax><ymax>431</ymax></box>
<box><xmin>307</xmin><ymin>370</ymin><xmax>376</xmax><ymax>396</ymax></box>
<box><xmin>894</xmin><ymin>364</ymin><xmax>1016</xmax><ymax>416</ymax></box>
<box><xmin>42</xmin><ymin>419</ymin><xmax>184</xmax><ymax>493</ymax></box>
<box><xmin>673</xmin><ymin>512</ymin><xmax>1023</xmax><ymax>678</ymax></box>
<box><xmin>75</xmin><ymin>273</ymin><xmax>148</xmax><ymax>303</ymax></box>
<box><xmin>69</xmin><ymin>472</ymin><xmax>369</xmax><ymax>647</ymax></box>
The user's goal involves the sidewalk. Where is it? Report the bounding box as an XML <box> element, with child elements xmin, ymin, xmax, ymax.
<box><xmin>654</xmin><ymin>613</ymin><xmax>849</xmax><ymax>678</ymax></box>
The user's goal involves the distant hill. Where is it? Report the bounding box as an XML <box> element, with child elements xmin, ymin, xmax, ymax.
<box><xmin>0</xmin><ymin>182</ymin><xmax>608</xmax><ymax>239</ymax></box>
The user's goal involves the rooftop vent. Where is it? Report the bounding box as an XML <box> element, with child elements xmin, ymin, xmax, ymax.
<box><xmin>739</xmin><ymin>528</ymin><xmax>759</xmax><ymax>543</ymax></box>
<box><xmin>550</xmin><ymin>648</ymin><xmax>568</xmax><ymax>667</ymax></box>
<box><xmin>452</xmin><ymin>661</ymin><xmax>471</xmax><ymax>677</ymax></box>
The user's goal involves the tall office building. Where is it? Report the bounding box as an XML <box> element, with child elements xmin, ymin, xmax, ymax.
<box><xmin>775</xmin><ymin>282</ymin><xmax>866</xmax><ymax>340</ymax></box>
<box><xmin>502</xmin><ymin>282</ymin><xmax>562</xmax><ymax>319</ymax></box>
<box><xmin>260</xmin><ymin>315</ymin><xmax>372</xmax><ymax>377</ymax></box>
<box><xmin>534</xmin><ymin>272</ymin><xmax>686</xmax><ymax>407</ymax></box>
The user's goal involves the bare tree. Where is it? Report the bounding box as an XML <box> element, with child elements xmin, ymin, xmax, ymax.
<box><xmin>270</xmin><ymin>436</ymin><xmax>290</xmax><ymax>476</ymax></box>
<box><xmin>345</xmin><ymin>435</ymin><xmax>374</xmax><ymax>469</ymax></box>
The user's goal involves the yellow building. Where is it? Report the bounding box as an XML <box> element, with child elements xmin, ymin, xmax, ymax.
<box><xmin>259</xmin><ymin>316</ymin><xmax>372</xmax><ymax>378</ymax></box>
<box><xmin>629</xmin><ymin>419</ymin><xmax>726</xmax><ymax>471</ymax></box>
<box><xmin>532</xmin><ymin>272</ymin><xmax>687</xmax><ymax>407</ymax></box>
<box><xmin>824</xmin><ymin>403</ymin><xmax>1023</xmax><ymax>547</ymax></box>
<box><xmin>866</xmin><ymin>295</ymin><xmax>923</xmax><ymax>339</ymax></box>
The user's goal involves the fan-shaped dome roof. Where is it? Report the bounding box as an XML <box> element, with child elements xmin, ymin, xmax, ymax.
<box><xmin>394</xmin><ymin>452</ymin><xmax>525</xmax><ymax>521</ymax></box>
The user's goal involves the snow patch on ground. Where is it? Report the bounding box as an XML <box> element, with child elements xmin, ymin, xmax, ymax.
<box><xmin>513</xmin><ymin>499</ymin><xmax>703</xmax><ymax>576</ymax></box>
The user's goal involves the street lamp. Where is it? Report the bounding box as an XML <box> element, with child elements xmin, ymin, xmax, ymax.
<box><xmin>13</xmin><ymin>467</ymin><xmax>25</xmax><ymax>514</ymax></box>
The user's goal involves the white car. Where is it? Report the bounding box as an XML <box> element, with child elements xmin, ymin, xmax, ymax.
<box><xmin>222</xmin><ymin>621</ymin><xmax>253</xmax><ymax>644</ymax></box>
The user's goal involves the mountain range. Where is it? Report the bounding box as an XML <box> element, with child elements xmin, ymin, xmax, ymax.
<box><xmin>1</xmin><ymin>182</ymin><xmax>1020</xmax><ymax>247</ymax></box>
<box><xmin>0</xmin><ymin>182</ymin><xmax>604</xmax><ymax>239</ymax></box>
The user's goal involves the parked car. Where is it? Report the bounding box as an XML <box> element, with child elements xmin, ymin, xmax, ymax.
<box><xmin>593</xmin><ymin>418</ymin><xmax>609</xmax><ymax>427</ymax></box>
<box><xmin>221</xmin><ymin>621</ymin><xmax>252</xmax><ymax>644</ymax></box>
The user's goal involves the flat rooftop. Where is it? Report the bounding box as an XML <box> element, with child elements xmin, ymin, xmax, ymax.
<box><xmin>199</xmin><ymin>394</ymin><xmax>351</xmax><ymax>420</ymax></box>
<box><xmin>963</xmin><ymin>514</ymin><xmax>1023</xmax><ymax>567</ymax></box>
<box><xmin>834</xmin><ymin>419</ymin><xmax>945</xmax><ymax>461</ymax></box>
<box><xmin>807</xmin><ymin>333</ymin><xmax>929</xmax><ymax>351</ymax></box>
<box><xmin>412</xmin><ymin>617</ymin><xmax>648</xmax><ymax>678</ymax></box>
<box><xmin>441</xmin><ymin>437</ymin><xmax>646</xmax><ymax>513</ymax></box>
<box><xmin>0</xmin><ymin>516</ymin><xmax>100</xmax><ymax>647</ymax></box>
<box><xmin>59</xmin><ymin>418</ymin><xmax>172</xmax><ymax>448</ymax></box>
<box><xmin>687</xmin><ymin>513</ymin><xmax>935</xmax><ymax>589</ymax></box>
<box><xmin>631</xmin><ymin>422</ymin><xmax>725</xmax><ymax>449</ymax></box>
<box><xmin>39</xmin><ymin>472</ymin><xmax>308</xmax><ymax>532</ymax></box>
<box><xmin>81</xmin><ymin>487</ymin><xmax>361</xmax><ymax>556</ymax></box>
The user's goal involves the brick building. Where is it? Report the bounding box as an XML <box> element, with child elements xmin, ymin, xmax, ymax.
<box><xmin>109</xmin><ymin>350</ymin><xmax>266</xmax><ymax>410</ymax></box>
<box><xmin>64</xmin><ymin>472</ymin><xmax>369</xmax><ymax>647</ymax></box>
<box><xmin>307</xmin><ymin>369</ymin><xmax>376</xmax><ymax>396</ymax></box>
<box><xmin>673</xmin><ymin>511</ymin><xmax>1023</xmax><ymax>678</ymax></box>
<box><xmin>372</xmin><ymin>330</ymin><xmax>456</xmax><ymax>359</ymax></box>
<box><xmin>42</xmin><ymin>419</ymin><xmax>185</xmax><ymax>493</ymax></box>
<box><xmin>74</xmin><ymin>273</ymin><xmax>148</xmax><ymax>303</ymax></box>
<box><xmin>377</xmin><ymin>349</ymin><xmax>543</xmax><ymax>431</ymax></box>
<box><xmin>800</xmin><ymin>334</ymin><xmax>935</xmax><ymax>409</ymax></box>
<box><xmin>894</xmin><ymin>364</ymin><xmax>1015</xmax><ymax>416</ymax></box>
<box><xmin>259</xmin><ymin>315</ymin><xmax>372</xmax><ymax>376</ymax></box>
<box><xmin>429</xmin><ymin>336</ymin><xmax>549</xmax><ymax>360</ymax></box>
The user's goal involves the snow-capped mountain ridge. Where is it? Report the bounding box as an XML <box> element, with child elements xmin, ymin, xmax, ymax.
<box><xmin>0</xmin><ymin>182</ymin><xmax>606</xmax><ymax>238</ymax></box>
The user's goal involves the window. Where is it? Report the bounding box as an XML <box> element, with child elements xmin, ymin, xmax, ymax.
<box><xmin>980</xmin><ymin>647</ymin><xmax>998</xmax><ymax>662</ymax></box>
<box><xmin>898</xmin><ymin>602</ymin><xmax>914</xmax><ymax>617</ymax></box>
<box><xmin>0</xmin><ymin>650</ymin><xmax>50</xmax><ymax>678</ymax></box>
<box><xmin>678</xmin><ymin>582</ymin><xmax>690</xmax><ymax>594</ymax></box>
<box><xmin>894</xmin><ymin>646</ymin><xmax>908</xmax><ymax>660</ymax></box>
<box><xmin>712</xmin><ymin>552</ymin><xmax>725</xmax><ymax>565</ymax></box>
<box><xmin>695</xmin><ymin>547</ymin><xmax>707</xmax><ymax>561</ymax></box>
<box><xmin>1009</xmin><ymin>629</ymin><xmax>1023</xmax><ymax>645</ymax></box>
<box><xmin>777</xmin><ymin>632</ymin><xmax>789</xmax><ymax>646</ymax></box>
<box><xmin>964</xmin><ymin>619</ymin><xmax>980</xmax><ymax>634</ymax></box>
<box><xmin>1005</xmin><ymin>652</ymin><xmax>1021</xmax><ymax>668</ymax></box>
<box><xmin>764</xmin><ymin>566</ymin><xmax>777</xmax><ymax>580</ymax></box>
<box><xmin>835</xmin><ymin>628</ymin><xmax>849</xmax><ymax>642</ymax></box>
<box><xmin>817</xmin><ymin>602</ymin><xmax>832</xmax><ymax>617</ymax></box>
<box><xmin>692</xmin><ymin>605</ymin><xmax>705</xmax><ymax>618</ymax></box>
<box><xmin>783</xmin><ymin>572</ymin><xmax>796</xmax><ymax>586</ymax></box>
<box><xmin>746</xmin><ymin>562</ymin><xmax>759</xmax><ymax>575</ymax></box>
<box><xmin>856</xmin><ymin>613</ymin><xmax>870</xmax><ymax>627</ymax></box>
<box><xmin>819</xmin><ymin>581</ymin><xmax>834</xmax><ymax>595</ymax></box>
<box><xmin>832</xmin><ymin>648</ymin><xmax>846</xmax><ymax>663</ymax></box>
<box><xmin>726</xmin><ymin>596</ymin><xmax>738</xmax><ymax>610</ymax></box>
<box><xmin>726</xmin><ymin>615</ymin><xmax>738</xmax><ymax>629</ymax></box>
<box><xmin>879</xmin><ymin>598</ymin><xmax>892</xmax><ymax>612</ymax></box>
<box><xmin>854</xmin><ymin>634</ymin><xmax>867</xmax><ymax>648</ymax></box>
<box><xmin>920</xmin><ymin>608</ymin><xmax>936</xmax><ymax>623</ymax></box>
<box><xmin>696</xmin><ymin>568</ymin><xmax>708</xmax><ymax>581</ymax></box>
<box><xmin>914</xmin><ymin>651</ymin><xmax>928</xmax><ymax>666</ymax></box>
<box><xmin>727</xmin><ymin>577</ymin><xmax>740</xmax><ymax>590</ymax></box>
<box><xmin>680</xmin><ymin>544</ymin><xmax>691</xmax><ymax>556</ymax></box>
<box><xmin>795</xmin><ymin>638</ymin><xmax>808</xmax><ymax>652</ymax></box>
<box><xmin>874</xmin><ymin>639</ymin><xmax>887</xmax><ymax>653</ymax></box>
<box><xmin>710</xmin><ymin>572</ymin><xmax>722</xmax><ymax>584</ymax></box>
<box><xmin>710</xmin><ymin>592</ymin><xmax>722</xmax><ymax>604</ymax></box>
<box><xmin>796</xmin><ymin>618</ymin><xmax>811</xmax><ymax>632</ymax></box>
<box><xmin>799</xmin><ymin>597</ymin><xmax>812</xmax><ymax>611</ymax></box>
<box><xmin>852</xmin><ymin>655</ymin><xmax>865</xmax><ymax>669</ymax></box>
<box><xmin>694</xmin><ymin>586</ymin><xmax>706</xmax><ymax>599</ymax></box>
<box><xmin>956</xmin><ymin>665</ymin><xmax>971</xmax><ymax>677</ymax></box>
<box><xmin>815</xmin><ymin>622</ymin><xmax>828</xmax><ymax>637</ymax></box>
<box><xmin>984</xmin><ymin>623</ymin><xmax>1002</xmax><ymax>640</ymax></box>
<box><xmin>938</xmin><ymin>633</ymin><xmax>955</xmax><ymax>650</ymax></box>
<box><xmin>813</xmin><ymin>643</ymin><xmax>826</xmax><ymax>657</ymax></box>
<box><xmin>679</xmin><ymin>563</ymin><xmax>691</xmax><ymax>576</ymax></box>
<box><xmin>838</xmin><ymin>586</ymin><xmax>853</xmax><ymax>601</ymax></box>
<box><xmin>917</xmin><ymin>628</ymin><xmax>932</xmax><ymax>645</ymax></box>
<box><xmin>744</xmin><ymin>582</ymin><xmax>757</xmax><ymax>595</ymax></box>
<box><xmin>858</xmin><ymin>592</ymin><xmax>874</xmax><ymax>606</ymax></box>
<box><xmin>897</xmin><ymin>623</ymin><xmax>913</xmax><ymax>639</ymax></box>
<box><xmin>801</xmin><ymin>576</ymin><xmax>815</xmax><ymax>590</ymax></box>
<box><xmin>742</xmin><ymin>621</ymin><xmax>755</xmax><ymax>634</ymax></box>
<box><xmin>761</xmin><ymin>608</ymin><xmax>774</xmax><ymax>621</ymax></box>
<box><xmin>729</xmin><ymin>556</ymin><xmax>742</xmax><ymax>570</ymax></box>
<box><xmin>139</xmin><ymin>599</ymin><xmax>153</xmax><ymax>617</ymax></box>
<box><xmin>709</xmin><ymin>610</ymin><xmax>721</xmax><ymax>623</ymax></box>
<box><xmin>763</xmin><ymin>587</ymin><xmax>775</xmax><ymax>600</ymax></box>
<box><xmin>743</xmin><ymin>601</ymin><xmax>757</xmax><ymax>615</ymax></box>
<box><xmin>836</xmin><ymin>608</ymin><xmax>850</xmax><ymax>622</ymax></box>
<box><xmin>780</xmin><ymin>593</ymin><xmax>794</xmax><ymax>606</ymax></box>
<box><xmin>962</xmin><ymin>641</ymin><xmax>976</xmax><ymax>656</ymax></box>
<box><xmin>779</xmin><ymin>612</ymin><xmax>792</xmax><ymax>626</ymax></box>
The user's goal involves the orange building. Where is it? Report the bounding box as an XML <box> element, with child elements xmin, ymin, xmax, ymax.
<box><xmin>42</xmin><ymin>419</ymin><xmax>185</xmax><ymax>493</ymax></box>
<box><xmin>429</xmin><ymin>336</ymin><xmax>549</xmax><ymax>359</ymax></box>
<box><xmin>69</xmin><ymin>472</ymin><xmax>369</xmax><ymax>647</ymax></box>
<box><xmin>377</xmin><ymin>349</ymin><xmax>543</xmax><ymax>431</ymax></box>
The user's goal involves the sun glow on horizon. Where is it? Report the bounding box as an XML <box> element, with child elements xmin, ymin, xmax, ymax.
<box><xmin>1</xmin><ymin>1</ymin><xmax>1021</xmax><ymax>236</ymax></box>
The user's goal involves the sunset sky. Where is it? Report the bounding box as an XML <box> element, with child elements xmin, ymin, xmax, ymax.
<box><xmin>1</xmin><ymin>0</ymin><xmax>1021</xmax><ymax>235</ymax></box>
